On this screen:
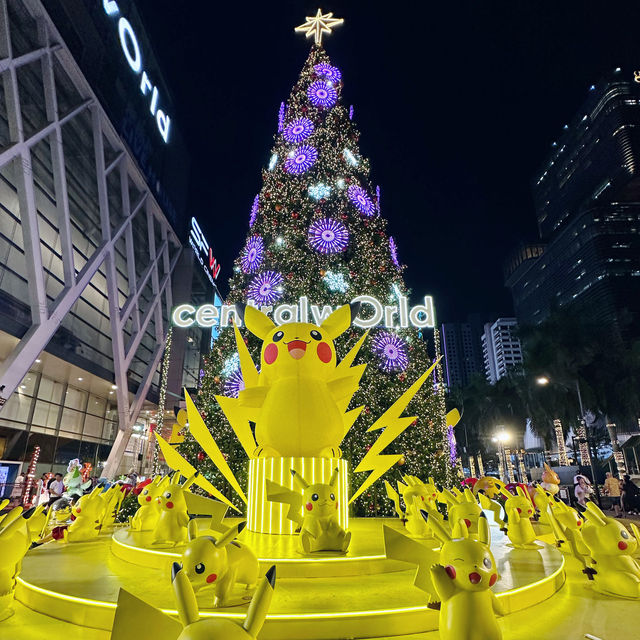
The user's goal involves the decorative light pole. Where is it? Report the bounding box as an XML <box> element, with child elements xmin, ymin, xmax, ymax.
<box><xmin>492</xmin><ymin>429</ymin><xmax>510</xmax><ymax>483</ymax></box>
<box><xmin>553</xmin><ymin>419</ymin><xmax>570</xmax><ymax>466</ymax></box>
<box><xmin>477</xmin><ymin>453</ymin><xmax>485</xmax><ymax>477</ymax></box>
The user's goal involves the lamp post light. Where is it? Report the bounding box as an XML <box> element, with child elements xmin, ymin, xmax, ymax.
<box><xmin>535</xmin><ymin>375</ymin><xmax>601</xmax><ymax>506</ymax></box>
<box><xmin>492</xmin><ymin>429</ymin><xmax>511</xmax><ymax>483</ymax></box>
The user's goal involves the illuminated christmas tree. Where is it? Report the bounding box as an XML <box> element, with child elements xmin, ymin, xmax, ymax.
<box><xmin>179</xmin><ymin>23</ymin><xmax>454</xmax><ymax>514</ymax></box>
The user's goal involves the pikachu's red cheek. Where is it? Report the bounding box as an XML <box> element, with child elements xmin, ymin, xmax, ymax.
<box><xmin>317</xmin><ymin>342</ymin><xmax>332</xmax><ymax>363</ymax></box>
<box><xmin>264</xmin><ymin>344</ymin><xmax>278</xmax><ymax>365</ymax></box>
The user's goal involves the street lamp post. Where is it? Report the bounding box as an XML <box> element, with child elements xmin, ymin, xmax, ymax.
<box><xmin>536</xmin><ymin>375</ymin><xmax>601</xmax><ymax>506</ymax></box>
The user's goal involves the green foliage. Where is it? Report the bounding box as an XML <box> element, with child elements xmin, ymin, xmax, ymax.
<box><xmin>177</xmin><ymin>45</ymin><xmax>453</xmax><ymax>516</ymax></box>
<box><xmin>116</xmin><ymin>492</ymin><xmax>138</xmax><ymax>523</ymax></box>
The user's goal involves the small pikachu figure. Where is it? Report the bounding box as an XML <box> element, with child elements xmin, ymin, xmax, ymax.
<box><xmin>385</xmin><ymin>475</ymin><xmax>435</xmax><ymax>537</ymax></box>
<box><xmin>64</xmin><ymin>487</ymin><xmax>107</xmax><ymax>542</ymax></box>
<box><xmin>152</xmin><ymin>472</ymin><xmax>198</xmax><ymax>547</ymax></box>
<box><xmin>292</xmin><ymin>468</ymin><xmax>351</xmax><ymax>554</ymax></box>
<box><xmin>131</xmin><ymin>476</ymin><xmax>167</xmax><ymax>532</ymax></box>
<box><xmin>500</xmin><ymin>486</ymin><xmax>540</xmax><ymax>550</ymax></box>
<box><xmin>472</xmin><ymin>476</ymin><xmax>506</xmax><ymax>500</ymax></box>
<box><xmin>429</xmin><ymin>513</ymin><xmax>504</xmax><ymax>640</ymax></box>
<box><xmin>172</xmin><ymin>563</ymin><xmax>275</xmax><ymax>640</ymax></box>
<box><xmin>181</xmin><ymin>520</ymin><xmax>259</xmax><ymax>607</ymax></box>
<box><xmin>441</xmin><ymin>488</ymin><xmax>483</xmax><ymax>537</ymax></box>
<box><xmin>580</xmin><ymin>502</ymin><xmax>640</xmax><ymax>599</ymax></box>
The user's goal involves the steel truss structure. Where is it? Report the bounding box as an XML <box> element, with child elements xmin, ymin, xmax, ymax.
<box><xmin>0</xmin><ymin>0</ymin><xmax>182</xmax><ymax>477</ymax></box>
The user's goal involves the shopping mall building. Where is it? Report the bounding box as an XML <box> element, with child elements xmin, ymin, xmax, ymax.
<box><xmin>0</xmin><ymin>0</ymin><xmax>219</xmax><ymax>484</ymax></box>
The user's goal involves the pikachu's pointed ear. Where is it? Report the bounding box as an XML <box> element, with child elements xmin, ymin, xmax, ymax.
<box><xmin>329</xmin><ymin>468</ymin><xmax>339</xmax><ymax>488</ymax></box>
<box><xmin>477</xmin><ymin>513</ymin><xmax>491</xmax><ymax>545</ymax></box>
<box><xmin>585</xmin><ymin>501</ymin><xmax>607</xmax><ymax>526</ymax></box>
<box><xmin>171</xmin><ymin>472</ymin><xmax>182</xmax><ymax>486</ymax></box>
<box><xmin>421</xmin><ymin>509</ymin><xmax>451</xmax><ymax>543</ymax></box>
<box><xmin>244</xmin><ymin>305</ymin><xmax>276</xmax><ymax>340</ymax></box>
<box><xmin>215</xmin><ymin>521</ymin><xmax>245</xmax><ymax>548</ymax></box>
<box><xmin>320</xmin><ymin>302</ymin><xmax>360</xmax><ymax>340</ymax></box>
<box><xmin>451</xmin><ymin>518</ymin><xmax>469</xmax><ymax>539</ymax></box>
<box><xmin>243</xmin><ymin>566</ymin><xmax>276</xmax><ymax>638</ymax></box>
<box><xmin>290</xmin><ymin>469</ymin><xmax>309</xmax><ymax>491</ymax></box>
<box><xmin>171</xmin><ymin>562</ymin><xmax>199</xmax><ymax>627</ymax></box>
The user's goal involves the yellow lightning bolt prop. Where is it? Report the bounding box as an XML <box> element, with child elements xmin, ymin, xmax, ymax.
<box><xmin>349</xmin><ymin>358</ymin><xmax>440</xmax><ymax>504</ymax></box>
<box><xmin>265</xmin><ymin>479</ymin><xmax>304</xmax><ymax>528</ymax></box>
<box><xmin>211</xmin><ymin>323</ymin><xmax>259</xmax><ymax>458</ymax></box>
<box><xmin>184</xmin><ymin>389</ymin><xmax>247</xmax><ymax>504</ymax></box>
<box><xmin>154</xmin><ymin>432</ymin><xmax>239</xmax><ymax>512</ymax></box>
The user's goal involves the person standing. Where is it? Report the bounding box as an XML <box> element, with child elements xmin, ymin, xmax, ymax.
<box><xmin>603</xmin><ymin>471</ymin><xmax>621</xmax><ymax>516</ymax></box>
<box><xmin>47</xmin><ymin>473</ymin><xmax>65</xmax><ymax>505</ymax></box>
<box><xmin>621</xmin><ymin>475</ymin><xmax>640</xmax><ymax>515</ymax></box>
<box><xmin>574</xmin><ymin>474</ymin><xmax>593</xmax><ymax>508</ymax></box>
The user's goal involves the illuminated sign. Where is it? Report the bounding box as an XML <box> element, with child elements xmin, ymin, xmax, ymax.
<box><xmin>172</xmin><ymin>294</ymin><xmax>435</xmax><ymax>330</ymax></box>
<box><xmin>102</xmin><ymin>1</ymin><xmax>171</xmax><ymax>143</ymax></box>
<box><xmin>189</xmin><ymin>218</ymin><xmax>220</xmax><ymax>286</ymax></box>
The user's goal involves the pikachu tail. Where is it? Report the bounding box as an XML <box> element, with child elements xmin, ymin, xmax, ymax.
<box><xmin>243</xmin><ymin>565</ymin><xmax>276</xmax><ymax>638</ymax></box>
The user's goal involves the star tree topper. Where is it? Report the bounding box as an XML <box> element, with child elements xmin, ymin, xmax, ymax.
<box><xmin>295</xmin><ymin>8</ymin><xmax>344</xmax><ymax>46</ymax></box>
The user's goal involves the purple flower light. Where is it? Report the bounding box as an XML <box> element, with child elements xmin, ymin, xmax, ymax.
<box><xmin>314</xmin><ymin>63</ymin><xmax>342</xmax><ymax>83</ymax></box>
<box><xmin>278</xmin><ymin>102</ymin><xmax>286</xmax><ymax>132</ymax></box>
<box><xmin>284</xmin><ymin>144</ymin><xmax>318</xmax><ymax>174</ymax></box>
<box><xmin>349</xmin><ymin>105</ymin><xmax>354</xmax><ymax>120</ymax></box>
<box><xmin>250</xmin><ymin>194</ymin><xmax>259</xmax><ymax>227</ymax></box>
<box><xmin>389</xmin><ymin>236</ymin><xmax>400</xmax><ymax>268</ymax></box>
<box><xmin>224</xmin><ymin>369</ymin><xmax>245</xmax><ymax>399</ymax></box>
<box><xmin>283</xmin><ymin>117</ymin><xmax>314</xmax><ymax>144</ymax></box>
<box><xmin>247</xmin><ymin>271</ymin><xmax>283</xmax><ymax>305</ymax></box>
<box><xmin>240</xmin><ymin>235</ymin><xmax>264</xmax><ymax>273</ymax></box>
<box><xmin>307</xmin><ymin>81</ymin><xmax>337</xmax><ymax>109</ymax></box>
<box><xmin>308</xmin><ymin>218</ymin><xmax>349</xmax><ymax>254</ymax></box>
<box><xmin>347</xmin><ymin>184</ymin><xmax>376</xmax><ymax>216</ymax></box>
<box><xmin>371</xmin><ymin>331</ymin><xmax>409</xmax><ymax>372</ymax></box>
<box><xmin>376</xmin><ymin>185</ymin><xmax>381</xmax><ymax>212</ymax></box>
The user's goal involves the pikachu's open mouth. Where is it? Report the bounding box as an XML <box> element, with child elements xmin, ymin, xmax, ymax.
<box><xmin>286</xmin><ymin>340</ymin><xmax>308</xmax><ymax>359</ymax></box>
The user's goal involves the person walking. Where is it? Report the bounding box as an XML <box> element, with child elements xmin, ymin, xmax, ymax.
<box><xmin>603</xmin><ymin>471</ymin><xmax>622</xmax><ymax>516</ymax></box>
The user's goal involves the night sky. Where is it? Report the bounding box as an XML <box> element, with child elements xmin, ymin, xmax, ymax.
<box><xmin>137</xmin><ymin>1</ymin><xmax>640</xmax><ymax>323</ymax></box>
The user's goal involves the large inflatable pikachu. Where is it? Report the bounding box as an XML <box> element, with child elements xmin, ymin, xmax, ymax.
<box><xmin>237</xmin><ymin>302</ymin><xmax>362</xmax><ymax>458</ymax></box>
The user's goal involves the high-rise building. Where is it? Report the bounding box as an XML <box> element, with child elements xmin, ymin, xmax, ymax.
<box><xmin>481</xmin><ymin>318</ymin><xmax>523</xmax><ymax>384</ymax></box>
<box><xmin>506</xmin><ymin>70</ymin><xmax>640</xmax><ymax>334</ymax></box>
<box><xmin>441</xmin><ymin>315</ymin><xmax>486</xmax><ymax>390</ymax></box>
<box><xmin>0</xmin><ymin>0</ymin><xmax>217</xmax><ymax>480</ymax></box>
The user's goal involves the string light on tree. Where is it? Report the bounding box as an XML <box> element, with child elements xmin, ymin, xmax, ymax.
<box><xmin>517</xmin><ymin>450</ymin><xmax>528</xmax><ymax>482</ymax></box>
<box><xmin>323</xmin><ymin>270</ymin><xmax>349</xmax><ymax>293</ymax></box>
<box><xmin>477</xmin><ymin>453</ymin><xmax>485</xmax><ymax>476</ymax></box>
<box><xmin>294</xmin><ymin>8</ymin><xmax>344</xmax><ymax>46</ymax></box>
<box><xmin>308</xmin><ymin>182</ymin><xmax>332</xmax><ymax>200</ymax></box>
<box><xmin>469</xmin><ymin>455</ymin><xmax>476</xmax><ymax>478</ymax></box>
<box><xmin>221</xmin><ymin>353</ymin><xmax>240</xmax><ymax>377</ymax></box>
<box><xmin>23</xmin><ymin>445</ymin><xmax>40</xmax><ymax>507</ymax></box>
<box><xmin>249</xmin><ymin>194</ymin><xmax>259</xmax><ymax>227</ymax></box>
<box><xmin>153</xmin><ymin>327</ymin><xmax>173</xmax><ymax>475</ymax></box>
<box><xmin>504</xmin><ymin>448</ymin><xmax>516</xmax><ymax>483</ymax></box>
<box><xmin>343</xmin><ymin>148</ymin><xmax>359</xmax><ymax>166</ymax></box>
<box><xmin>277</xmin><ymin>101</ymin><xmax>286</xmax><ymax>131</ymax></box>
<box><xmin>578</xmin><ymin>420</ymin><xmax>591</xmax><ymax>466</ymax></box>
